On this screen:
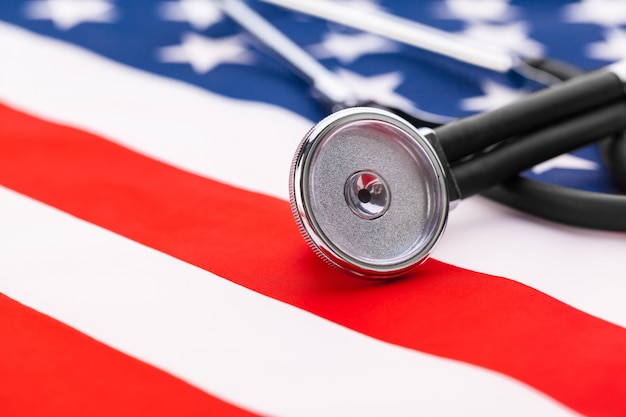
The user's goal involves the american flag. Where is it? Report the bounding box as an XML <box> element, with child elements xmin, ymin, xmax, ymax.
<box><xmin>1</xmin><ymin>1</ymin><xmax>625</xmax><ymax>416</ymax></box>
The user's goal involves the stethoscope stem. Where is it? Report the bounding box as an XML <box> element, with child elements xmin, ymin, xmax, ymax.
<box><xmin>220</xmin><ymin>0</ymin><xmax>359</xmax><ymax>109</ymax></box>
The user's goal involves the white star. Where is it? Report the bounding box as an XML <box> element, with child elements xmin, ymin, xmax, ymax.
<box><xmin>461</xmin><ymin>80</ymin><xmax>525</xmax><ymax>112</ymax></box>
<box><xmin>309</xmin><ymin>32</ymin><xmax>397</xmax><ymax>64</ymax></box>
<box><xmin>23</xmin><ymin>0</ymin><xmax>117</xmax><ymax>30</ymax></box>
<box><xmin>587</xmin><ymin>28</ymin><xmax>626</xmax><ymax>61</ymax></box>
<box><xmin>562</xmin><ymin>0</ymin><xmax>626</xmax><ymax>27</ymax></box>
<box><xmin>335</xmin><ymin>69</ymin><xmax>415</xmax><ymax>111</ymax></box>
<box><xmin>456</xmin><ymin>22</ymin><xmax>544</xmax><ymax>58</ymax></box>
<box><xmin>157</xmin><ymin>32</ymin><xmax>253</xmax><ymax>74</ymax></box>
<box><xmin>434</xmin><ymin>0</ymin><xmax>517</xmax><ymax>22</ymax></box>
<box><xmin>157</xmin><ymin>0</ymin><xmax>223</xmax><ymax>31</ymax></box>
<box><xmin>531</xmin><ymin>154</ymin><xmax>599</xmax><ymax>175</ymax></box>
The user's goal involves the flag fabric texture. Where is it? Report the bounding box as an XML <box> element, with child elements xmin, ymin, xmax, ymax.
<box><xmin>1</xmin><ymin>1</ymin><xmax>626</xmax><ymax>416</ymax></box>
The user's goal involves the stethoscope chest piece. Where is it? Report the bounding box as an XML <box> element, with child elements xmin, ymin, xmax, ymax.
<box><xmin>290</xmin><ymin>107</ymin><xmax>450</xmax><ymax>278</ymax></box>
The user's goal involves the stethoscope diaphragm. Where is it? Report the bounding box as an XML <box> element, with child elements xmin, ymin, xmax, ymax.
<box><xmin>289</xmin><ymin>107</ymin><xmax>450</xmax><ymax>278</ymax></box>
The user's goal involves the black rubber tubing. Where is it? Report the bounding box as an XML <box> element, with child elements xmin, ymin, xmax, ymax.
<box><xmin>475</xmin><ymin>58</ymin><xmax>626</xmax><ymax>231</ymax></box>
<box><xmin>522</xmin><ymin>57</ymin><xmax>584</xmax><ymax>82</ymax></box>
<box><xmin>435</xmin><ymin>69</ymin><xmax>626</xmax><ymax>162</ymax></box>
<box><xmin>483</xmin><ymin>179</ymin><xmax>626</xmax><ymax>230</ymax></box>
<box><xmin>600</xmin><ymin>133</ymin><xmax>626</xmax><ymax>189</ymax></box>
<box><xmin>452</xmin><ymin>101</ymin><xmax>626</xmax><ymax>198</ymax></box>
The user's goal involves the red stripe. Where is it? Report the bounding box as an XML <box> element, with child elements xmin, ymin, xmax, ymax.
<box><xmin>0</xmin><ymin>294</ymin><xmax>263</xmax><ymax>417</ymax></box>
<box><xmin>1</xmin><ymin>103</ymin><xmax>625</xmax><ymax>417</ymax></box>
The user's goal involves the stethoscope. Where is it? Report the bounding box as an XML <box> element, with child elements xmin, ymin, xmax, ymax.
<box><xmin>221</xmin><ymin>0</ymin><xmax>626</xmax><ymax>278</ymax></box>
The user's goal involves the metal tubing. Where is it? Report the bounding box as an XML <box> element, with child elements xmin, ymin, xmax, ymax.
<box><xmin>258</xmin><ymin>0</ymin><xmax>517</xmax><ymax>73</ymax></box>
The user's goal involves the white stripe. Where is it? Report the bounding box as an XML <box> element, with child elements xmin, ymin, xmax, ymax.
<box><xmin>2</xmin><ymin>21</ymin><xmax>625</xmax><ymax>329</ymax></box>
<box><xmin>0</xmin><ymin>21</ymin><xmax>309</xmax><ymax>201</ymax></box>
<box><xmin>0</xmin><ymin>186</ymin><xmax>578</xmax><ymax>417</ymax></box>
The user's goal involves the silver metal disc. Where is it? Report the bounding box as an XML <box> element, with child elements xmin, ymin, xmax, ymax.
<box><xmin>290</xmin><ymin>107</ymin><xmax>449</xmax><ymax>278</ymax></box>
